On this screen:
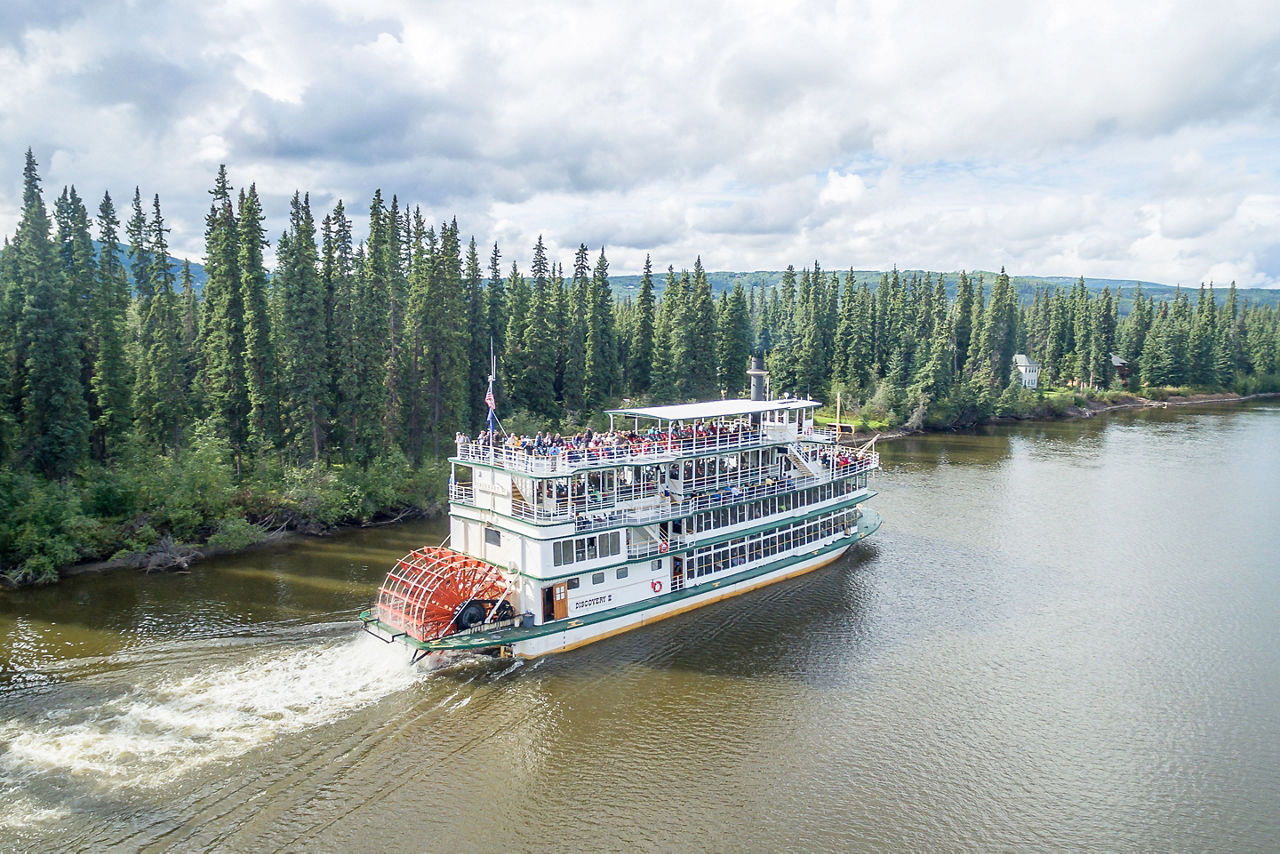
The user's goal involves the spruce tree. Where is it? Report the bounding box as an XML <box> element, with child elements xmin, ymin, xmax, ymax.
<box><xmin>1189</xmin><ymin>284</ymin><xmax>1216</xmax><ymax>385</ymax></box>
<box><xmin>54</xmin><ymin>186</ymin><xmax>96</xmax><ymax>421</ymax></box>
<box><xmin>847</xmin><ymin>277</ymin><xmax>875</xmax><ymax>390</ymax></box>
<box><xmin>502</xmin><ymin>262</ymin><xmax>530</xmax><ymax>413</ymax></box>
<box><xmin>628</xmin><ymin>254</ymin><xmax>655</xmax><ymax>395</ymax></box>
<box><xmin>0</xmin><ymin>238</ymin><xmax>20</xmax><ymax>432</ymax></box>
<box><xmin>199</xmin><ymin>166</ymin><xmax>249</xmax><ymax>458</ymax></box>
<box><xmin>1089</xmin><ymin>286</ymin><xmax>1117</xmax><ymax>388</ymax></box>
<box><xmin>277</xmin><ymin>192</ymin><xmax>329</xmax><ymax>462</ymax></box>
<box><xmin>520</xmin><ymin>255</ymin><xmax>559</xmax><ymax>419</ymax></box>
<box><xmin>237</xmin><ymin>185</ymin><xmax>279</xmax><ymax>455</ymax></box>
<box><xmin>133</xmin><ymin>195</ymin><xmax>188</xmax><ymax>451</ymax></box>
<box><xmin>324</xmin><ymin>201</ymin><xmax>362</xmax><ymax>456</ymax></box>
<box><xmin>717</xmin><ymin>280</ymin><xmax>751</xmax><ymax>396</ymax></box>
<box><xmin>677</xmin><ymin>258</ymin><xmax>717</xmax><ymax>399</ymax></box>
<box><xmin>584</xmin><ymin>247</ymin><xmax>619</xmax><ymax>407</ymax></box>
<box><xmin>376</xmin><ymin>195</ymin><xmax>408</xmax><ymax>446</ymax></box>
<box><xmin>13</xmin><ymin>151</ymin><xmax>90</xmax><ymax>477</ymax></box>
<box><xmin>464</xmin><ymin>236</ymin><xmax>488</xmax><ymax>428</ymax></box>
<box><xmin>90</xmin><ymin>192</ymin><xmax>132</xmax><ymax>460</ymax></box>
<box><xmin>561</xmin><ymin>243</ymin><xmax>589</xmax><ymax>412</ymax></box>
<box><xmin>419</xmin><ymin>218</ymin><xmax>467</xmax><ymax>456</ymax></box>
<box><xmin>649</xmin><ymin>266</ymin><xmax>681</xmax><ymax>401</ymax></box>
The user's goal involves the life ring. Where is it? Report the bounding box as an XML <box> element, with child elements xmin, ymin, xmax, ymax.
<box><xmin>651</xmin><ymin>579</ymin><xmax>663</xmax><ymax>593</ymax></box>
<box><xmin>659</xmin><ymin>540</ymin><xmax>669</xmax><ymax>553</ymax></box>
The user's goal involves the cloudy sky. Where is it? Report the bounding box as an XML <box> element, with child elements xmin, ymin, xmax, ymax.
<box><xmin>2</xmin><ymin>0</ymin><xmax>1279</xmax><ymax>286</ymax></box>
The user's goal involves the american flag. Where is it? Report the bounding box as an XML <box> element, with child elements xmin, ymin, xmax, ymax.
<box><xmin>484</xmin><ymin>383</ymin><xmax>496</xmax><ymax>412</ymax></box>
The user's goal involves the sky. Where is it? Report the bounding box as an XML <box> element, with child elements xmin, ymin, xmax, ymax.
<box><xmin>2</xmin><ymin>0</ymin><xmax>1280</xmax><ymax>286</ymax></box>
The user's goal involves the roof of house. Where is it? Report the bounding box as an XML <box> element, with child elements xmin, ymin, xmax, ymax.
<box><xmin>1013</xmin><ymin>354</ymin><xmax>1039</xmax><ymax>369</ymax></box>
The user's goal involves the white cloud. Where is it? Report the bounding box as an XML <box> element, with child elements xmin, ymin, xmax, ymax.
<box><xmin>1</xmin><ymin>0</ymin><xmax>1279</xmax><ymax>285</ymax></box>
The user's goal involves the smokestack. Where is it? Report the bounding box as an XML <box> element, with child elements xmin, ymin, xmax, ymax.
<box><xmin>747</xmin><ymin>354</ymin><xmax>768</xmax><ymax>401</ymax></box>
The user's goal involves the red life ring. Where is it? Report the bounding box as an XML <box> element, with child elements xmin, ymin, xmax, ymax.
<box><xmin>651</xmin><ymin>579</ymin><xmax>663</xmax><ymax>593</ymax></box>
<box><xmin>659</xmin><ymin>540</ymin><xmax>669</xmax><ymax>553</ymax></box>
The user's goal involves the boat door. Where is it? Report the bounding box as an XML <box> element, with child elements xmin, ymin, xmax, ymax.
<box><xmin>552</xmin><ymin>581</ymin><xmax>569</xmax><ymax>620</ymax></box>
<box><xmin>672</xmin><ymin>556</ymin><xmax>685</xmax><ymax>591</ymax></box>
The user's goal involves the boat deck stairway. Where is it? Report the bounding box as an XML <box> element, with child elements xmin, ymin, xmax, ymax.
<box><xmin>786</xmin><ymin>445</ymin><xmax>823</xmax><ymax>478</ymax></box>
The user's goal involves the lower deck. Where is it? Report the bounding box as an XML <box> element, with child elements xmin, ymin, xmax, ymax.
<box><xmin>360</xmin><ymin>506</ymin><xmax>882</xmax><ymax>657</ymax></box>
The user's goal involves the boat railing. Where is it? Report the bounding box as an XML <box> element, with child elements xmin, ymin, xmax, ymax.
<box><xmin>509</xmin><ymin>481</ymin><xmax>660</xmax><ymax>523</ymax></box>
<box><xmin>624</xmin><ymin>455</ymin><xmax>879</xmax><ymax>543</ymax></box>
<box><xmin>453</xmin><ymin>429</ymin><xmax>774</xmax><ymax>475</ymax></box>
<box><xmin>450</xmin><ymin>452</ymin><xmax>879</xmax><ymax>533</ymax></box>
<box><xmin>676</xmin><ymin>463</ymin><xmax>777</xmax><ymax>494</ymax></box>
<box><xmin>627</xmin><ymin>535</ymin><xmax>695</xmax><ymax>559</ymax></box>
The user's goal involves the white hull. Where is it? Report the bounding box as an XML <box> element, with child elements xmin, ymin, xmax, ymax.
<box><xmin>512</xmin><ymin>544</ymin><xmax>852</xmax><ymax>657</ymax></box>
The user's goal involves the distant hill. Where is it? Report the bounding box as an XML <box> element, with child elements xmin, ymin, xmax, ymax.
<box><xmin>609</xmin><ymin>269</ymin><xmax>1280</xmax><ymax>312</ymax></box>
<box><xmin>95</xmin><ymin>242</ymin><xmax>207</xmax><ymax>293</ymax></box>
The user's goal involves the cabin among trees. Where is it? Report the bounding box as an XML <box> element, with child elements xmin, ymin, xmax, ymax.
<box><xmin>1013</xmin><ymin>354</ymin><xmax>1040</xmax><ymax>389</ymax></box>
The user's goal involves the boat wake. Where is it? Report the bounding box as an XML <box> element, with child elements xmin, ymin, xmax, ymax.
<box><xmin>0</xmin><ymin>629</ymin><xmax>435</xmax><ymax>829</ymax></box>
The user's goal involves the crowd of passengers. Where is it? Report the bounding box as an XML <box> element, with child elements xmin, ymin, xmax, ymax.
<box><xmin>455</xmin><ymin>420</ymin><xmax>762</xmax><ymax>459</ymax></box>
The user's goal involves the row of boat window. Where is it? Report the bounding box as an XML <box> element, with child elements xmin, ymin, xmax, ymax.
<box><xmin>565</xmin><ymin>565</ymin><xmax>630</xmax><ymax>590</ymax></box>
<box><xmin>684</xmin><ymin>508</ymin><xmax>857</xmax><ymax>580</ymax></box>
<box><xmin>560</xmin><ymin>507</ymin><xmax>858</xmax><ymax>593</ymax></box>
<box><xmin>677</xmin><ymin>475</ymin><xmax>868</xmax><ymax>534</ymax></box>
<box><xmin>552</xmin><ymin>531</ymin><xmax>623</xmax><ymax>566</ymax></box>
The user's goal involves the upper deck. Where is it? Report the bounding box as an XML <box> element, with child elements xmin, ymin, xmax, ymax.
<box><xmin>452</xmin><ymin>398</ymin><xmax>830</xmax><ymax>477</ymax></box>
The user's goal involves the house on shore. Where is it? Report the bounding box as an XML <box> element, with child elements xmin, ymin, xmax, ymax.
<box><xmin>1111</xmin><ymin>353</ymin><xmax>1130</xmax><ymax>382</ymax></box>
<box><xmin>1013</xmin><ymin>354</ymin><xmax>1040</xmax><ymax>389</ymax></box>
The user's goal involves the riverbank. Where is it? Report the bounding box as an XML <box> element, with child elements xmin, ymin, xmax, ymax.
<box><xmin>16</xmin><ymin>390</ymin><xmax>1279</xmax><ymax>588</ymax></box>
<box><xmin>846</xmin><ymin>390</ymin><xmax>1280</xmax><ymax>442</ymax></box>
<box><xmin>56</xmin><ymin>504</ymin><xmax>440</xmax><ymax>581</ymax></box>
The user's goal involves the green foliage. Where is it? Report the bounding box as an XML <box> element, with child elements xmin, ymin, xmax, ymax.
<box><xmin>207</xmin><ymin>516</ymin><xmax>267</xmax><ymax>551</ymax></box>
<box><xmin>503</xmin><ymin>408</ymin><xmax>557</xmax><ymax>438</ymax></box>
<box><xmin>134</xmin><ymin>421</ymin><xmax>237</xmax><ymax>541</ymax></box>
<box><xmin>0</xmin><ymin>471</ymin><xmax>93</xmax><ymax>584</ymax></box>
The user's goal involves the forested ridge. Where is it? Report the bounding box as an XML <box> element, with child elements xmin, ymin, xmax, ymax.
<box><xmin>3</xmin><ymin>151</ymin><xmax>1279</xmax><ymax>584</ymax></box>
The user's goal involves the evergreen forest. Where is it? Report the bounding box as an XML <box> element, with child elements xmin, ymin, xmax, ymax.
<box><xmin>3</xmin><ymin>151</ymin><xmax>1279</xmax><ymax>584</ymax></box>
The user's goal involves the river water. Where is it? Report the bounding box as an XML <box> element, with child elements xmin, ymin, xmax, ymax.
<box><xmin>2</xmin><ymin>403</ymin><xmax>1278</xmax><ymax>851</ymax></box>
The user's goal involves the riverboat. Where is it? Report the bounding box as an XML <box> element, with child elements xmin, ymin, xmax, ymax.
<box><xmin>359</xmin><ymin>374</ymin><xmax>881</xmax><ymax>660</ymax></box>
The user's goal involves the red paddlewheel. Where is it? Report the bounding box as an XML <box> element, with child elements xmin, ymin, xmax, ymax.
<box><xmin>374</xmin><ymin>547</ymin><xmax>512</xmax><ymax>642</ymax></box>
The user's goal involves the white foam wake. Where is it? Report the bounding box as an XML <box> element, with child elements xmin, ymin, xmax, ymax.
<box><xmin>0</xmin><ymin>631</ymin><xmax>424</xmax><ymax>794</ymax></box>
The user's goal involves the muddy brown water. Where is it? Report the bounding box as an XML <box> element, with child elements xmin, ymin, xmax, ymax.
<box><xmin>2</xmin><ymin>402</ymin><xmax>1278</xmax><ymax>851</ymax></box>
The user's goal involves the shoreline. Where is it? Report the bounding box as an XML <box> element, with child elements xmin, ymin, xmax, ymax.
<box><xmin>17</xmin><ymin>391</ymin><xmax>1280</xmax><ymax>588</ymax></box>
<box><xmin>851</xmin><ymin>390</ymin><xmax>1280</xmax><ymax>444</ymax></box>
<box><xmin>50</xmin><ymin>505</ymin><xmax>440</xmax><ymax>583</ymax></box>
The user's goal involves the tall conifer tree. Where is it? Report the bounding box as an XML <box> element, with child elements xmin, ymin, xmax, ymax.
<box><xmin>628</xmin><ymin>254</ymin><xmax>655</xmax><ymax>395</ymax></box>
<box><xmin>90</xmin><ymin>192</ymin><xmax>132</xmax><ymax>459</ymax></box>
<box><xmin>278</xmin><ymin>192</ymin><xmax>329</xmax><ymax>462</ymax></box>
<box><xmin>237</xmin><ymin>184</ymin><xmax>279</xmax><ymax>454</ymax></box>
<box><xmin>14</xmin><ymin>151</ymin><xmax>88</xmax><ymax>477</ymax></box>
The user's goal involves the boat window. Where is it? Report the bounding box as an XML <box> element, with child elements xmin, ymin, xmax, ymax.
<box><xmin>484</xmin><ymin>527</ymin><xmax>501</xmax><ymax>546</ymax></box>
<box><xmin>553</xmin><ymin>541</ymin><xmax>564</xmax><ymax>566</ymax></box>
<box><xmin>575</xmin><ymin>539</ymin><xmax>587</xmax><ymax>562</ymax></box>
<box><xmin>616</xmin><ymin>567</ymin><xmax>628</xmax><ymax>580</ymax></box>
<box><xmin>592</xmin><ymin>572</ymin><xmax>604</xmax><ymax>585</ymax></box>
<box><xmin>567</xmin><ymin>577</ymin><xmax>580</xmax><ymax>590</ymax></box>
<box><xmin>651</xmin><ymin>560</ymin><xmax>662</xmax><ymax>572</ymax></box>
<box><xmin>586</xmin><ymin>538</ymin><xmax>598</xmax><ymax>560</ymax></box>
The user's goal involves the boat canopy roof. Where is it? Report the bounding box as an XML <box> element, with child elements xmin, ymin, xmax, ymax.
<box><xmin>607</xmin><ymin>398</ymin><xmax>820</xmax><ymax>423</ymax></box>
